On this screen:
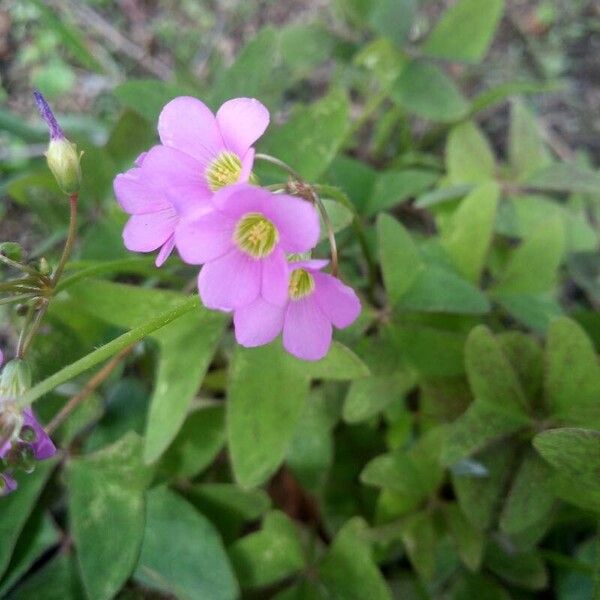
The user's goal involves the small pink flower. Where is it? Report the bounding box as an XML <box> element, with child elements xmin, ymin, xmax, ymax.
<box><xmin>114</xmin><ymin>96</ymin><xmax>270</xmax><ymax>266</ymax></box>
<box><xmin>233</xmin><ymin>260</ymin><xmax>361</xmax><ymax>361</ymax></box>
<box><xmin>176</xmin><ymin>183</ymin><xmax>320</xmax><ymax>311</ymax></box>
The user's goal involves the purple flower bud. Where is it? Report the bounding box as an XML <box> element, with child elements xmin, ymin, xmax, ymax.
<box><xmin>33</xmin><ymin>90</ymin><xmax>81</xmax><ymax>194</ymax></box>
<box><xmin>33</xmin><ymin>90</ymin><xmax>65</xmax><ymax>141</ymax></box>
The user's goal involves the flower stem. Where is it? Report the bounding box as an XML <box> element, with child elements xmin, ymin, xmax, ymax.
<box><xmin>254</xmin><ymin>154</ymin><xmax>339</xmax><ymax>276</ymax></box>
<box><xmin>52</xmin><ymin>193</ymin><xmax>78</xmax><ymax>285</ymax></box>
<box><xmin>18</xmin><ymin>296</ymin><xmax>199</xmax><ymax>409</ymax></box>
<box><xmin>16</xmin><ymin>193</ymin><xmax>78</xmax><ymax>359</ymax></box>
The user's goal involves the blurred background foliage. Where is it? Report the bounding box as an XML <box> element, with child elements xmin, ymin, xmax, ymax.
<box><xmin>1</xmin><ymin>0</ymin><xmax>600</xmax><ymax>598</ymax></box>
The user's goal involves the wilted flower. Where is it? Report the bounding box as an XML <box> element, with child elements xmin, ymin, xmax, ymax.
<box><xmin>0</xmin><ymin>351</ymin><xmax>56</xmax><ymax>496</ymax></box>
<box><xmin>33</xmin><ymin>90</ymin><xmax>81</xmax><ymax>195</ymax></box>
<box><xmin>233</xmin><ymin>260</ymin><xmax>361</xmax><ymax>360</ymax></box>
<box><xmin>176</xmin><ymin>183</ymin><xmax>320</xmax><ymax>311</ymax></box>
<box><xmin>113</xmin><ymin>96</ymin><xmax>269</xmax><ymax>266</ymax></box>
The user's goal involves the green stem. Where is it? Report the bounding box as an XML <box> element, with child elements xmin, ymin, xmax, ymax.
<box><xmin>18</xmin><ymin>296</ymin><xmax>199</xmax><ymax>408</ymax></box>
<box><xmin>16</xmin><ymin>304</ymin><xmax>35</xmax><ymax>358</ymax></box>
<box><xmin>52</xmin><ymin>193</ymin><xmax>78</xmax><ymax>285</ymax></box>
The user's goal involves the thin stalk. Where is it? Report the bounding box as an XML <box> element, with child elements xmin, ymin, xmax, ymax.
<box><xmin>18</xmin><ymin>296</ymin><xmax>199</xmax><ymax>408</ymax></box>
<box><xmin>16</xmin><ymin>304</ymin><xmax>35</xmax><ymax>358</ymax></box>
<box><xmin>255</xmin><ymin>154</ymin><xmax>339</xmax><ymax>276</ymax></box>
<box><xmin>18</xmin><ymin>300</ymin><xmax>49</xmax><ymax>358</ymax></box>
<box><xmin>52</xmin><ymin>193</ymin><xmax>78</xmax><ymax>285</ymax></box>
<box><xmin>0</xmin><ymin>254</ymin><xmax>40</xmax><ymax>277</ymax></box>
<box><xmin>0</xmin><ymin>294</ymin><xmax>35</xmax><ymax>306</ymax></box>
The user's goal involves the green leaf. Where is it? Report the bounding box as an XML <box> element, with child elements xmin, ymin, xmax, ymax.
<box><xmin>498</xmin><ymin>332</ymin><xmax>543</xmax><ymax>404</ymax></box>
<box><xmin>496</xmin><ymin>194</ymin><xmax>597</xmax><ymax>252</ymax></box>
<box><xmin>319</xmin><ymin>518</ymin><xmax>392</xmax><ymax>600</ymax></box>
<box><xmin>365</xmin><ymin>169</ymin><xmax>438</xmax><ymax>216</ymax></box>
<box><xmin>68</xmin><ymin>280</ymin><xmax>227</xmax><ymax>463</ymax></box>
<box><xmin>391</xmin><ymin>60</ymin><xmax>469</xmax><ymax>123</ymax></box>
<box><xmin>444</xmin><ymin>504</ymin><xmax>485</xmax><ymax>571</ymax></box>
<box><xmin>443</xmin><ymin>402</ymin><xmax>525</xmax><ymax>465</ymax></box>
<box><xmin>344</xmin><ymin>373</ymin><xmax>414</xmax><ymax>424</ymax></box>
<box><xmin>493</xmin><ymin>214</ymin><xmax>565</xmax><ymax>294</ymax></box>
<box><xmin>398</xmin><ymin>512</ymin><xmax>438</xmax><ymax>581</ymax></box>
<box><xmin>210</xmin><ymin>25</ymin><xmax>334</xmax><ymax>107</ymax></box>
<box><xmin>508</xmin><ymin>99</ymin><xmax>552</xmax><ymax>181</ymax></box>
<box><xmin>485</xmin><ymin>541</ymin><xmax>548</xmax><ymax>590</ymax></box>
<box><xmin>0</xmin><ymin>514</ymin><xmax>59</xmax><ymax>597</ymax></box>
<box><xmin>500</xmin><ymin>450</ymin><xmax>555</xmax><ymax>534</ymax></box>
<box><xmin>398</xmin><ymin>267</ymin><xmax>490</xmax><ymax>315</ymax></box>
<box><xmin>9</xmin><ymin>553</ymin><xmax>84</xmax><ymax>600</ymax></box>
<box><xmin>368</xmin><ymin>0</ymin><xmax>416</xmax><ymax>45</ymax></box>
<box><xmin>446</xmin><ymin>121</ymin><xmax>496</xmax><ymax>184</ymax></box>
<box><xmin>533</xmin><ymin>428</ymin><xmax>600</xmax><ymax>489</ymax></box>
<box><xmin>452</xmin><ymin>573</ymin><xmax>511</xmax><ymax>600</ymax></box>
<box><xmin>261</xmin><ymin>89</ymin><xmax>349</xmax><ymax>180</ymax></box>
<box><xmin>303</xmin><ymin>342</ymin><xmax>370</xmax><ymax>381</ymax></box>
<box><xmin>393</xmin><ymin>323</ymin><xmax>467</xmax><ymax>377</ymax></box>
<box><xmin>465</xmin><ymin>326</ymin><xmax>530</xmax><ymax>417</ymax></box>
<box><xmin>452</xmin><ymin>443</ymin><xmax>516</xmax><ymax>530</ymax></box>
<box><xmin>186</xmin><ymin>484</ymin><xmax>271</xmax><ymax>543</ymax></box>
<box><xmin>423</xmin><ymin>0</ymin><xmax>504</xmax><ymax>63</ymax></box>
<box><xmin>67</xmin><ymin>433</ymin><xmax>153</xmax><ymax>600</ymax></box>
<box><xmin>228</xmin><ymin>511</ymin><xmax>305</xmax><ymax>589</ymax></box>
<box><xmin>135</xmin><ymin>487</ymin><xmax>238</xmax><ymax>600</ymax></box>
<box><xmin>320</xmin><ymin>198</ymin><xmax>354</xmax><ymax>239</ymax></box>
<box><xmin>443</xmin><ymin>182</ymin><xmax>500</xmax><ymax>282</ymax></box>
<box><xmin>471</xmin><ymin>80</ymin><xmax>560</xmax><ymax>113</ymax></box>
<box><xmin>494</xmin><ymin>293</ymin><xmax>563</xmax><ymax>333</ymax></box>
<box><xmin>228</xmin><ymin>343</ymin><xmax>309</xmax><ymax>488</ymax></box>
<box><xmin>0</xmin><ymin>460</ymin><xmax>56</xmax><ymax>578</ymax></box>
<box><xmin>544</xmin><ymin>317</ymin><xmax>600</xmax><ymax>427</ymax></box>
<box><xmin>526</xmin><ymin>163</ymin><xmax>600</xmax><ymax>195</ymax></box>
<box><xmin>157</xmin><ymin>405</ymin><xmax>226</xmax><ymax>480</ymax></box>
<box><xmin>377</xmin><ymin>214</ymin><xmax>424</xmax><ymax>305</ymax></box>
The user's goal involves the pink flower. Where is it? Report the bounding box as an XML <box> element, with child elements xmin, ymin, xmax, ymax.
<box><xmin>114</xmin><ymin>97</ymin><xmax>270</xmax><ymax>266</ymax></box>
<box><xmin>233</xmin><ymin>260</ymin><xmax>361</xmax><ymax>361</ymax></box>
<box><xmin>176</xmin><ymin>183</ymin><xmax>320</xmax><ymax>311</ymax></box>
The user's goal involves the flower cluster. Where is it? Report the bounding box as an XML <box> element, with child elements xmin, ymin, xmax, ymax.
<box><xmin>0</xmin><ymin>351</ymin><xmax>56</xmax><ymax>496</ymax></box>
<box><xmin>114</xmin><ymin>97</ymin><xmax>360</xmax><ymax>360</ymax></box>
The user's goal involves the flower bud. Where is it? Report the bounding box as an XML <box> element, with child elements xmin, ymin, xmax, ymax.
<box><xmin>0</xmin><ymin>359</ymin><xmax>32</xmax><ymax>398</ymax></box>
<box><xmin>33</xmin><ymin>90</ymin><xmax>82</xmax><ymax>195</ymax></box>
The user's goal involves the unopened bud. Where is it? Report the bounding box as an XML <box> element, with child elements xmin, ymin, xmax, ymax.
<box><xmin>39</xmin><ymin>257</ymin><xmax>51</xmax><ymax>276</ymax></box>
<box><xmin>0</xmin><ymin>359</ymin><xmax>31</xmax><ymax>398</ymax></box>
<box><xmin>33</xmin><ymin>90</ymin><xmax>82</xmax><ymax>195</ymax></box>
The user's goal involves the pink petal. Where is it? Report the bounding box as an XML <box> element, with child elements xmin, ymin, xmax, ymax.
<box><xmin>1</xmin><ymin>473</ymin><xmax>17</xmax><ymax>496</ymax></box>
<box><xmin>198</xmin><ymin>250</ymin><xmax>261</xmax><ymax>310</ymax></box>
<box><xmin>283</xmin><ymin>297</ymin><xmax>332</xmax><ymax>361</ymax></box>
<box><xmin>212</xmin><ymin>183</ymin><xmax>270</xmax><ymax>221</ymax></box>
<box><xmin>155</xmin><ymin>234</ymin><xmax>176</xmax><ymax>267</ymax></box>
<box><xmin>216</xmin><ymin>98</ymin><xmax>270</xmax><ymax>157</ymax></box>
<box><xmin>313</xmin><ymin>273</ymin><xmax>361</xmax><ymax>329</ymax></box>
<box><xmin>141</xmin><ymin>145</ymin><xmax>211</xmax><ymax>215</ymax></box>
<box><xmin>0</xmin><ymin>350</ymin><xmax>3</xmax><ymax>367</ymax></box>
<box><xmin>114</xmin><ymin>169</ymin><xmax>170</xmax><ymax>215</ymax></box>
<box><xmin>263</xmin><ymin>194</ymin><xmax>320</xmax><ymax>253</ymax></box>
<box><xmin>23</xmin><ymin>409</ymin><xmax>56</xmax><ymax>460</ymax></box>
<box><xmin>239</xmin><ymin>148</ymin><xmax>255</xmax><ymax>182</ymax></box>
<box><xmin>292</xmin><ymin>259</ymin><xmax>329</xmax><ymax>271</ymax></box>
<box><xmin>158</xmin><ymin>97</ymin><xmax>224</xmax><ymax>168</ymax></box>
<box><xmin>234</xmin><ymin>297</ymin><xmax>285</xmax><ymax>348</ymax></box>
<box><xmin>123</xmin><ymin>208</ymin><xmax>178</xmax><ymax>252</ymax></box>
<box><xmin>134</xmin><ymin>152</ymin><xmax>147</xmax><ymax>166</ymax></box>
<box><xmin>175</xmin><ymin>210</ymin><xmax>235</xmax><ymax>265</ymax></box>
<box><xmin>261</xmin><ymin>249</ymin><xmax>289</xmax><ymax>306</ymax></box>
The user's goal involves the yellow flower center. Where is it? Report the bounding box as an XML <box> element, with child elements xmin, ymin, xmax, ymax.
<box><xmin>289</xmin><ymin>268</ymin><xmax>315</xmax><ymax>300</ymax></box>
<box><xmin>234</xmin><ymin>213</ymin><xmax>279</xmax><ymax>258</ymax></box>
<box><xmin>205</xmin><ymin>151</ymin><xmax>242</xmax><ymax>191</ymax></box>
